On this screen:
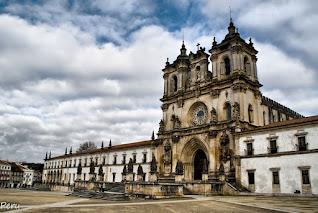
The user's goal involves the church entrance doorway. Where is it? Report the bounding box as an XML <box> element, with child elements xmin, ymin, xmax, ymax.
<box><xmin>193</xmin><ymin>149</ymin><xmax>207</xmax><ymax>180</ymax></box>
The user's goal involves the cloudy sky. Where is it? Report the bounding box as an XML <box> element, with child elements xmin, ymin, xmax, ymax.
<box><xmin>0</xmin><ymin>0</ymin><xmax>317</xmax><ymax>163</ymax></box>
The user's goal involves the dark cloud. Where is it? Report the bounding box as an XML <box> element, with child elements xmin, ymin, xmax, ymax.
<box><xmin>0</xmin><ymin>1</ymin><xmax>317</xmax><ymax>163</ymax></box>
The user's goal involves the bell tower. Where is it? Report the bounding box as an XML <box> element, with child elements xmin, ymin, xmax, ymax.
<box><xmin>210</xmin><ymin>19</ymin><xmax>259</xmax><ymax>83</ymax></box>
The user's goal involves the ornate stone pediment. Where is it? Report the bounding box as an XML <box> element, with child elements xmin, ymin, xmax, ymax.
<box><xmin>210</xmin><ymin>89</ymin><xmax>220</xmax><ymax>98</ymax></box>
<box><xmin>177</xmin><ymin>99</ymin><xmax>184</xmax><ymax>108</ymax></box>
<box><xmin>161</xmin><ymin>103</ymin><xmax>169</xmax><ymax>111</ymax></box>
<box><xmin>208</xmin><ymin>130</ymin><xmax>218</xmax><ymax>138</ymax></box>
<box><xmin>232</xmin><ymin>83</ymin><xmax>247</xmax><ymax>93</ymax></box>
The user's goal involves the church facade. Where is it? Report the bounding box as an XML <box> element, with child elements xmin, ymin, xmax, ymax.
<box><xmin>43</xmin><ymin>20</ymin><xmax>317</xmax><ymax>195</ymax></box>
<box><xmin>155</xmin><ymin>19</ymin><xmax>301</xmax><ymax>183</ymax></box>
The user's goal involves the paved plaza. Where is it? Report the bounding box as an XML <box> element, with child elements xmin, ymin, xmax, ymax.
<box><xmin>0</xmin><ymin>189</ymin><xmax>317</xmax><ymax>213</ymax></box>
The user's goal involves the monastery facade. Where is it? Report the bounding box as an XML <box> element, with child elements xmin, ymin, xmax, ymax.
<box><xmin>42</xmin><ymin>20</ymin><xmax>317</xmax><ymax>195</ymax></box>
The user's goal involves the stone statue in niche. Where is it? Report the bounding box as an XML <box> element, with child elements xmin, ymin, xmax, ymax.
<box><xmin>220</xmin><ymin>130</ymin><xmax>230</xmax><ymax>162</ymax></box>
<box><xmin>164</xmin><ymin>141</ymin><xmax>172</xmax><ymax>165</ymax></box>
<box><xmin>210</xmin><ymin>107</ymin><xmax>218</xmax><ymax>123</ymax></box>
<box><xmin>233</xmin><ymin>102</ymin><xmax>240</xmax><ymax>121</ymax></box>
<box><xmin>150</xmin><ymin>154</ymin><xmax>157</xmax><ymax>173</ymax></box>
<box><xmin>196</xmin><ymin>71</ymin><xmax>200</xmax><ymax>81</ymax></box>
<box><xmin>171</xmin><ymin>115</ymin><xmax>181</xmax><ymax>129</ymax></box>
<box><xmin>158</xmin><ymin>119</ymin><xmax>165</xmax><ymax>133</ymax></box>
<box><xmin>219</xmin><ymin>162</ymin><xmax>224</xmax><ymax>174</ymax></box>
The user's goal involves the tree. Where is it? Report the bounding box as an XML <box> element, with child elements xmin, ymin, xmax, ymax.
<box><xmin>76</xmin><ymin>141</ymin><xmax>97</xmax><ymax>153</ymax></box>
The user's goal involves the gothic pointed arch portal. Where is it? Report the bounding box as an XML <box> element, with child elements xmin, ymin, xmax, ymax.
<box><xmin>180</xmin><ymin>137</ymin><xmax>209</xmax><ymax>181</ymax></box>
<box><xmin>194</xmin><ymin>149</ymin><xmax>208</xmax><ymax>180</ymax></box>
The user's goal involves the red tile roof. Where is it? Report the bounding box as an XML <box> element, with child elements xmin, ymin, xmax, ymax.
<box><xmin>9</xmin><ymin>162</ymin><xmax>25</xmax><ymax>172</ymax></box>
<box><xmin>0</xmin><ymin>160</ymin><xmax>10</xmax><ymax>165</ymax></box>
<box><xmin>240</xmin><ymin>115</ymin><xmax>318</xmax><ymax>135</ymax></box>
<box><xmin>48</xmin><ymin>140</ymin><xmax>152</xmax><ymax>160</ymax></box>
<box><xmin>256</xmin><ymin>115</ymin><xmax>318</xmax><ymax>130</ymax></box>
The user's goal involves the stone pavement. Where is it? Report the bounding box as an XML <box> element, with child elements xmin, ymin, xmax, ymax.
<box><xmin>1</xmin><ymin>189</ymin><xmax>318</xmax><ymax>213</ymax></box>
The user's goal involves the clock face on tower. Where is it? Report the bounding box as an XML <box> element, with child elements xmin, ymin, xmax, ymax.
<box><xmin>192</xmin><ymin>105</ymin><xmax>208</xmax><ymax>125</ymax></box>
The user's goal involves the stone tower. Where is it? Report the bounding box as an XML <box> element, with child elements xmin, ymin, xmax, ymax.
<box><xmin>154</xmin><ymin>20</ymin><xmax>302</xmax><ymax>182</ymax></box>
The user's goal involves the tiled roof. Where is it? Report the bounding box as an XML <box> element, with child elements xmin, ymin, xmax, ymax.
<box><xmin>9</xmin><ymin>162</ymin><xmax>25</xmax><ymax>172</ymax></box>
<box><xmin>256</xmin><ymin>115</ymin><xmax>318</xmax><ymax>130</ymax></box>
<box><xmin>0</xmin><ymin>160</ymin><xmax>10</xmax><ymax>165</ymax></box>
<box><xmin>241</xmin><ymin>115</ymin><xmax>318</xmax><ymax>134</ymax></box>
<box><xmin>48</xmin><ymin>140</ymin><xmax>152</xmax><ymax>160</ymax></box>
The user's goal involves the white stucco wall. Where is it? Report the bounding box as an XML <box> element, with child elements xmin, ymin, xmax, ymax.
<box><xmin>239</xmin><ymin>123</ymin><xmax>318</xmax><ymax>195</ymax></box>
<box><xmin>43</xmin><ymin>144</ymin><xmax>152</xmax><ymax>184</ymax></box>
<box><xmin>241</xmin><ymin>153</ymin><xmax>318</xmax><ymax>194</ymax></box>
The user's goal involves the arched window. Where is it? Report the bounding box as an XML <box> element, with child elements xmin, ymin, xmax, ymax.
<box><xmin>224</xmin><ymin>57</ymin><xmax>231</xmax><ymax>75</ymax></box>
<box><xmin>248</xmin><ymin>104</ymin><xmax>253</xmax><ymax>123</ymax></box>
<box><xmin>244</xmin><ymin>57</ymin><xmax>249</xmax><ymax>73</ymax></box>
<box><xmin>173</xmin><ymin>75</ymin><xmax>178</xmax><ymax>92</ymax></box>
<box><xmin>225</xmin><ymin>102</ymin><xmax>231</xmax><ymax>120</ymax></box>
<box><xmin>196</xmin><ymin>66</ymin><xmax>201</xmax><ymax>81</ymax></box>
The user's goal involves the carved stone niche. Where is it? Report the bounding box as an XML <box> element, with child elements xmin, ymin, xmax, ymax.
<box><xmin>161</xmin><ymin>103</ymin><xmax>169</xmax><ymax>111</ymax></box>
<box><xmin>152</xmin><ymin>138</ymin><xmax>163</xmax><ymax>147</ymax></box>
<box><xmin>220</xmin><ymin>131</ymin><xmax>230</xmax><ymax>162</ymax></box>
<box><xmin>208</xmin><ymin>130</ymin><xmax>218</xmax><ymax>138</ymax></box>
<box><xmin>253</xmin><ymin>90</ymin><xmax>262</xmax><ymax>99</ymax></box>
<box><xmin>210</xmin><ymin>107</ymin><xmax>218</xmax><ymax>123</ymax></box>
<box><xmin>177</xmin><ymin>99</ymin><xmax>184</xmax><ymax>108</ymax></box>
<box><xmin>164</xmin><ymin>141</ymin><xmax>172</xmax><ymax>165</ymax></box>
<box><xmin>172</xmin><ymin>135</ymin><xmax>180</xmax><ymax>143</ymax></box>
<box><xmin>158</xmin><ymin>119</ymin><xmax>165</xmax><ymax>134</ymax></box>
<box><xmin>210</xmin><ymin>89</ymin><xmax>220</xmax><ymax>98</ymax></box>
<box><xmin>232</xmin><ymin>83</ymin><xmax>247</xmax><ymax>93</ymax></box>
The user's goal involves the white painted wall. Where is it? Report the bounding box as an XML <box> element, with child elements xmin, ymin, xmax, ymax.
<box><xmin>241</xmin><ymin>153</ymin><xmax>318</xmax><ymax>194</ymax></box>
<box><xmin>43</xmin><ymin>145</ymin><xmax>152</xmax><ymax>184</ymax></box>
<box><xmin>239</xmin><ymin>123</ymin><xmax>318</xmax><ymax>195</ymax></box>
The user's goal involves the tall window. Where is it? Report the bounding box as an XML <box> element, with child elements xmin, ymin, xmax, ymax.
<box><xmin>225</xmin><ymin>57</ymin><xmax>231</xmax><ymax>75</ymax></box>
<box><xmin>247</xmin><ymin>143</ymin><xmax>253</xmax><ymax>155</ymax></box>
<box><xmin>270</xmin><ymin>140</ymin><xmax>278</xmax><ymax>154</ymax></box>
<box><xmin>273</xmin><ymin>171</ymin><xmax>279</xmax><ymax>184</ymax></box>
<box><xmin>225</xmin><ymin>103</ymin><xmax>231</xmax><ymax>120</ymax></box>
<box><xmin>113</xmin><ymin>156</ymin><xmax>117</xmax><ymax>165</ymax></box>
<box><xmin>244</xmin><ymin>57</ymin><xmax>249</xmax><ymax>73</ymax></box>
<box><xmin>143</xmin><ymin>153</ymin><xmax>147</xmax><ymax>163</ymax></box>
<box><xmin>122</xmin><ymin>155</ymin><xmax>126</xmax><ymax>164</ymax></box>
<box><xmin>173</xmin><ymin>75</ymin><xmax>178</xmax><ymax>92</ymax></box>
<box><xmin>263</xmin><ymin>111</ymin><xmax>266</xmax><ymax>126</ymax></box>
<box><xmin>133</xmin><ymin>154</ymin><xmax>137</xmax><ymax>163</ymax></box>
<box><xmin>298</xmin><ymin>137</ymin><xmax>307</xmax><ymax>151</ymax></box>
<box><xmin>302</xmin><ymin>170</ymin><xmax>310</xmax><ymax>184</ymax></box>
<box><xmin>248</xmin><ymin>172</ymin><xmax>255</xmax><ymax>184</ymax></box>
<box><xmin>112</xmin><ymin>173</ymin><xmax>116</xmax><ymax>182</ymax></box>
<box><xmin>248</xmin><ymin>104</ymin><xmax>253</xmax><ymax>123</ymax></box>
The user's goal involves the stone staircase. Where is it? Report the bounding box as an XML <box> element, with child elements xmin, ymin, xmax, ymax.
<box><xmin>226</xmin><ymin>181</ymin><xmax>250</xmax><ymax>193</ymax></box>
<box><xmin>158</xmin><ymin>174</ymin><xmax>175</xmax><ymax>183</ymax></box>
<box><xmin>68</xmin><ymin>183</ymin><xmax>128</xmax><ymax>201</ymax></box>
